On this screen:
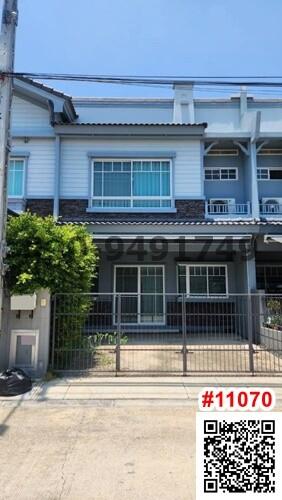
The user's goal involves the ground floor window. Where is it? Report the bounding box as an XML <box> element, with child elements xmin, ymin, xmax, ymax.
<box><xmin>114</xmin><ymin>265</ymin><xmax>165</xmax><ymax>324</ymax></box>
<box><xmin>256</xmin><ymin>265</ymin><xmax>282</xmax><ymax>293</ymax></box>
<box><xmin>178</xmin><ymin>264</ymin><xmax>228</xmax><ymax>296</ymax></box>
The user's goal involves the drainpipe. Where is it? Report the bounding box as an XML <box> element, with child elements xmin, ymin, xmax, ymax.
<box><xmin>53</xmin><ymin>135</ymin><xmax>61</xmax><ymax>219</ymax></box>
<box><xmin>173</xmin><ymin>83</ymin><xmax>195</xmax><ymax>123</ymax></box>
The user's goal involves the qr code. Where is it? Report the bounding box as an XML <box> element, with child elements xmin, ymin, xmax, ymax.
<box><xmin>197</xmin><ymin>412</ymin><xmax>282</xmax><ymax>499</ymax></box>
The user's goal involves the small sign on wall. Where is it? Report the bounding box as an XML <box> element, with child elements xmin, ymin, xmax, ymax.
<box><xmin>10</xmin><ymin>294</ymin><xmax>37</xmax><ymax>311</ymax></box>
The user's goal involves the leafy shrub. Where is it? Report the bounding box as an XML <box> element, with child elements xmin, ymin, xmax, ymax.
<box><xmin>5</xmin><ymin>213</ymin><xmax>99</xmax><ymax>360</ymax></box>
<box><xmin>5</xmin><ymin>212</ymin><xmax>98</xmax><ymax>294</ymax></box>
<box><xmin>266</xmin><ymin>299</ymin><xmax>282</xmax><ymax>330</ymax></box>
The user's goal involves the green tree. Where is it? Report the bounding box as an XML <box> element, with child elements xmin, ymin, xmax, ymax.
<box><xmin>5</xmin><ymin>212</ymin><xmax>98</xmax><ymax>294</ymax></box>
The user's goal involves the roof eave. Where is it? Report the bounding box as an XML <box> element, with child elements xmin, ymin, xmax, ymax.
<box><xmin>54</xmin><ymin>123</ymin><xmax>207</xmax><ymax>137</ymax></box>
<box><xmin>14</xmin><ymin>77</ymin><xmax>77</xmax><ymax>124</ymax></box>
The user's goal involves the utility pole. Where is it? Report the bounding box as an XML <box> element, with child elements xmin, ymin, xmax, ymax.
<box><xmin>0</xmin><ymin>0</ymin><xmax>18</xmax><ymax>330</ymax></box>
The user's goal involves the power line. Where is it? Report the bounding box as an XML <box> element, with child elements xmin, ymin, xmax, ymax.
<box><xmin>3</xmin><ymin>71</ymin><xmax>282</xmax><ymax>88</ymax></box>
<box><xmin>8</xmin><ymin>71</ymin><xmax>282</xmax><ymax>80</ymax></box>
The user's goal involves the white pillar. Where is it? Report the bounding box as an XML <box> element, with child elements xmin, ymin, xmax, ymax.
<box><xmin>250</xmin><ymin>142</ymin><xmax>260</xmax><ymax>219</ymax></box>
<box><xmin>173</xmin><ymin>84</ymin><xmax>195</xmax><ymax>124</ymax></box>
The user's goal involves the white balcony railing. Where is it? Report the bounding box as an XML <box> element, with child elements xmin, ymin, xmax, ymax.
<box><xmin>205</xmin><ymin>202</ymin><xmax>251</xmax><ymax>217</ymax></box>
<box><xmin>260</xmin><ymin>203</ymin><xmax>282</xmax><ymax>215</ymax></box>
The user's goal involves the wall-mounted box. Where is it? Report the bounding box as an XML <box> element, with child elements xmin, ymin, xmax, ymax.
<box><xmin>9</xmin><ymin>329</ymin><xmax>39</xmax><ymax>371</ymax></box>
<box><xmin>10</xmin><ymin>294</ymin><xmax>37</xmax><ymax>311</ymax></box>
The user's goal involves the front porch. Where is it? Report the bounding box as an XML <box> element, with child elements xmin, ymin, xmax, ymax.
<box><xmin>50</xmin><ymin>291</ymin><xmax>282</xmax><ymax>374</ymax></box>
<box><xmin>47</xmin><ymin>223</ymin><xmax>282</xmax><ymax>374</ymax></box>
<box><xmin>95</xmin><ymin>235</ymin><xmax>256</xmax><ymax>326</ymax></box>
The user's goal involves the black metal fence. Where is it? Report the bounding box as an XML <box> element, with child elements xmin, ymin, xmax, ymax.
<box><xmin>50</xmin><ymin>293</ymin><xmax>282</xmax><ymax>374</ymax></box>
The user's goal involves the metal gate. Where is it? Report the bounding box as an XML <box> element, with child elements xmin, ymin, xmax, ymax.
<box><xmin>50</xmin><ymin>293</ymin><xmax>282</xmax><ymax>374</ymax></box>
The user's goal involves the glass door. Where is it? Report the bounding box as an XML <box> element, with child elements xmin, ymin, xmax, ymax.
<box><xmin>115</xmin><ymin>267</ymin><xmax>138</xmax><ymax>323</ymax></box>
<box><xmin>140</xmin><ymin>267</ymin><xmax>164</xmax><ymax>323</ymax></box>
<box><xmin>114</xmin><ymin>266</ymin><xmax>164</xmax><ymax>324</ymax></box>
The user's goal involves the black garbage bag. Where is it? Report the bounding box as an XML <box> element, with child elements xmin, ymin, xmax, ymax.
<box><xmin>0</xmin><ymin>368</ymin><xmax>32</xmax><ymax>397</ymax></box>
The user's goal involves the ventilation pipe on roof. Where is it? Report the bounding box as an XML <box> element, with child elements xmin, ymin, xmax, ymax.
<box><xmin>173</xmin><ymin>83</ymin><xmax>195</xmax><ymax>124</ymax></box>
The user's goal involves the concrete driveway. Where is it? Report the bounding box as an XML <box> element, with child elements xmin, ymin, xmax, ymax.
<box><xmin>0</xmin><ymin>403</ymin><xmax>196</xmax><ymax>500</ymax></box>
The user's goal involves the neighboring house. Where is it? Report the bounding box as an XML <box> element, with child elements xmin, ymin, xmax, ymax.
<box><xmin>7</xmin><ymin>78</ymin><xmax>282</xmax><ymax>326</ymax></box>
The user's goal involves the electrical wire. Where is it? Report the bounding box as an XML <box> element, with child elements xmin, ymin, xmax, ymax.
<box><xmin>4</xmin><ymin>71</ymin><xmax>282</xmax><ymax>99</ymax></box>
<box><xmin>3</xmin><ymin>71</ymin><xmax>282</xmax><ymax>88</ymax></box>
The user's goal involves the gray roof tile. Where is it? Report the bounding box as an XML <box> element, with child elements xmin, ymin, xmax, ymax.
<box><xmin>58</xmin><ymin>218</ymin><xmax>282</xmax><ymax>226</ymax></box>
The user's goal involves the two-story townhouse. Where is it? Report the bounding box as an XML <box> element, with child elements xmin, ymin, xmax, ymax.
<box><xmin>8</xmin><ymin>78</ymin><xmax>282</xmax><ymax>329</ymax></box>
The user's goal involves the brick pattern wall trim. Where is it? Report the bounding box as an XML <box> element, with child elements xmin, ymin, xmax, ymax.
<box><xmin>59</xmin><ymin>199</ymin><xmax>88</xmax><ymax>219</ymax></box>
<box><xmin>58</xmin><ymin>199</ymin><xmax>205</xmax><ymax>222</ymax></box>
<box><xmin>175</xmin><ymin>200</ymin><xmax>205</xmax><ymax>219</ymax></box>
<box><xmin>26</xmin><ymin>199</ymin><xmax>54</xmax><ymax>217</ymax></box>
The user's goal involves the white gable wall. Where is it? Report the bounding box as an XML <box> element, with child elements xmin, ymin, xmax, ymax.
<box><xmin>11</xmin><ymin>96</ymin><xmax>53</xmax><ymax>133</ymax></box>
<box><xmin>60</xmin><ymin>138</ymin><xmax>202</xmax><ymax>199</ymax></box>
<box><xmin>12</xmin><ymin>138</ymin><xmax>55</xmax><ymax>197</ymax></box>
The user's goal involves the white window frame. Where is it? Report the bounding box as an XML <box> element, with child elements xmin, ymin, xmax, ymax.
<box><xmin>257</xmin><ymin>167</ymin><xmax>282</xmax><ymax>181</ymax></box>
<box><xmin>8</xmin><ymin>157</ymin><xmax>26</xmax><ymax>199</ymax></box>
<box><xmin>177</xmin><ymin>264</ymin><xmax>228</xmax><ymax>297</ymax></box>
<box><xmin>204</xmin><ymin>167</ymin><xmax>238</xmax><ymax>181</ymax></box>
<box><xmin>9</xmin><ymin>329</ymin><xmax>39</xmax><ymax>370</ymax></box>
<box><xmin>91</xmin><ymin>158</ymin><xmax>173</xmax><ymax>210</ymax></box>
<box><xmin>113</xmin><ymin>264</ymin><xmax>165</xmax><ymax>325</ymax></box>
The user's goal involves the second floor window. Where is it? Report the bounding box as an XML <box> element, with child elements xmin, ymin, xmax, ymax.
<box><xmin>257</xmin><ymin>168</ymin><xmax>282</xmax><ymax>180</ymax></box>
<box><xmin>204</xmin><ymin>168</ymin><xmax>238</xmax><ymax>180</ymax></box>
<box><xmin>8</xmin><ymin>159</ymin><xmax>25</xmax><ymax>197</ymax></box>
<box><xmin>92</xmin><ymin>159</ymin><xmax>172</xmax><ymax>208</ymax></box>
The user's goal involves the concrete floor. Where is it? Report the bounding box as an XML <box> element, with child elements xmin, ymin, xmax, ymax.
<box><xmin>1</xmin><ymin>377</ymin><xmax>282</xmax><ymax>500</ymax></box>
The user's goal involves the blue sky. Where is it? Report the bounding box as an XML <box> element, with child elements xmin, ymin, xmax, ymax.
<box><xmin>9</xmin><ymin>0</ymin><xmax>282</xmax><ymax>97</ymax></box>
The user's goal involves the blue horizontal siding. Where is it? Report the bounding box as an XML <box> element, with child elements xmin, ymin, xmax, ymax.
<box><xmin>204</xmin><ymin>154</ymin><xmax>248</xmax><ymax>203</ymax></box>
